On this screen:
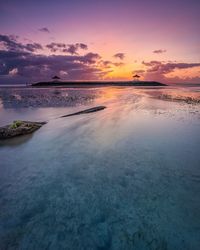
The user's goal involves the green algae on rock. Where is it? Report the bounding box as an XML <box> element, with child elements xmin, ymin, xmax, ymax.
<box><xmin>0</xmin><ymin>120</ymin><xmax>46</xmax><ymax>139</ymax></box>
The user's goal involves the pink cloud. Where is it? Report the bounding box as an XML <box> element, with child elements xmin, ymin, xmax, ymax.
<box><xmin>113</xmin><ymin>53</ymin><xmax>125</xmax><ymax>60</ymax></box>
<box><xmin>153</xmin><ymin>49</ymin><xmax>167</xmax><ymax>54</ymax></box>
<box><xmin>134</xmin><ymin>61</ymin><xmax>200</xmax><ymax>83</ymax></box>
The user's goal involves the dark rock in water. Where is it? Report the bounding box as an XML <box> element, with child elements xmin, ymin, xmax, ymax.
<box><xmin>0</xmin><ymin>120</ymin><xmax>46</xmax><ymax>139</ymax></box>
<box><xmin>60</xmin><ymin>106</ymin><xmax>106</xmax><ymax>117</ymax></box>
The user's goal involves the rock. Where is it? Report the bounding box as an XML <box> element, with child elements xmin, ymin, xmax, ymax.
<box><xmin>0</xmin><ymin>106</ymin><xmax>106</xmax><ymax>139</ymax></box>
<box><xmin>60</xmin><ymin>106</ymin><xmax>106</xmax><ymax>117</ymax></box>
<box><xmin>0</xmin><ymin>120</ymin><xmax>46</xmax><ymax>139</ymax></box>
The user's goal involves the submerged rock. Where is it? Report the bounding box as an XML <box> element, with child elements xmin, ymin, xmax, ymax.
<box><xmin>0</xmin><ymin>120</ymin><xmax>46</xmax><ymax>139</ymax></box>
<box><xmin>60</xmin><ymin>106</ymin><xmax>106</xmax><ymax>117</ymax></box>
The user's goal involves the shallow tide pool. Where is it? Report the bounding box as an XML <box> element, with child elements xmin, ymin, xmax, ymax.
<box><xmin>0</xmin><ymin>87</ymin><xmax>200</xmax><ymax>249</ymax></box>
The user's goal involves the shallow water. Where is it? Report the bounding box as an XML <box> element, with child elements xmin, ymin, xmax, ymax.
<box><xmin>0</xmin><ymin>86</ymin><xmax>200</xmax><ymax>249</ymax></box>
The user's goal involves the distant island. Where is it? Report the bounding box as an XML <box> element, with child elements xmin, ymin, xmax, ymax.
<box><xmin>30</xmin><ymin>75</ymin><xmax>167</xmax><ymax>87</ymax></box>
<box><xmin>31</xmin><ymin>81</ymin><xmax>167</xmax><ymax>87</ymax></box>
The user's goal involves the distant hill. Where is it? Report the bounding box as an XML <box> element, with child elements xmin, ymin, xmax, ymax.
<box><xmin>31</xmin><ymin>81</ymin><xmax>167</xmax><ymax>87</ymax></box>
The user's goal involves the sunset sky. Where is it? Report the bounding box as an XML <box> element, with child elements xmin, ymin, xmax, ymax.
<box><xmin>0</xmin><ymin>0</ymin><xmax>200</xmax><ymax>84</ymax></box>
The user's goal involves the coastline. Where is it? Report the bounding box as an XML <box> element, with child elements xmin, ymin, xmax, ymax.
<box><xmin>31</xmin><ymin>80</ymin><xmax>167</xmax><ymax>87</ymax></box>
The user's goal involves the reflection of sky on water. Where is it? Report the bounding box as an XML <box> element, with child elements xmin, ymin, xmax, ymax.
<box><xmin>0</xmin><ymin>86</ymin><xmax>200</xmax><ymax>249</ymax></box>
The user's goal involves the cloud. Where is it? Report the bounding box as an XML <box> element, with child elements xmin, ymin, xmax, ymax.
<box><xmin>9</xmin><ymin>68</ymin><xmax>18</xmax><ymax>76</ymax></box>
<box><xmin>24</xmin><ymin>43</ymin><xmax>43</xmax><ymax>52</ymax></box>
<box><xmin>153</xmin><ymin>49</ymin><xmax>167</xmax><ymax>54</ymax></box>
<box><xmin>38</xmin><ymin>27</ymin><xmax>50</xmax><ymax>33</ymax></box>
<box><xmin>0</xmin><ymin>50</ymin><xmax>101</xmax><ymax>74</ymax></box>
<box><xmin>0</xmin><ymin>34</ymin><xmax>125</xmax><ymax>84</ymax></box>
<box><xmin>0</xmin><ymin>42</ymin><xmax>106</xmax><ymax>83</ymax></box>
<box><xmin>0</xmin><ymin>34</ymin><xmax>43</xmax><ymax>52</ymax></box>
<box><xmin>134</xmin><ymin>61</ymin><xmax>200</xmax><ymax>83</ymax></box>
<box><xmin>98</xmin><ymin>60</ymin><xmax>124</xmax><ymax>68</ymax></box>
<box><xmin>46</xmin><ymin>42</ymin><xmax>66</xmax><ymax>52</ymax></box>
<box><xmin>113</xmin><ymin>62</ymin><xmax>124</xmax><ymax>67</ymax></box>
<box><xmin>63</xmin><ymin>44</ymin><xmax>79</xmax><ymax>55</ymax></box>
<box><xmin>113</xmin><ymin>53</ymin><xmax>125</xmax><ymax>60</ymax></box>
<box><xmin>63</xmin><ymin>43</ymin><xmax>88</xmax><ymax>55</ymax></box>
<box><xmin>142</xmin><ymin>61</ymin><xmax>200</xmax><ymax>74</ymax></box>
<box><xmin>83</xmin><ymin>52</ymin><xmax>101</xmax><ymax>63</ymax></box>
<box><xmin>100</xmin><ymin>60</ymin><xmax>112</xmax><ymax>68</ymax></box>
<box><xmin>79</xmin><ymin>43</ymin><xmax>88</xmax><ymax>50</ymax></box>
<box><xmin>132</xmin><ymin>69</ymin><xmax>145</xmax><ymax>74</ymax></box>
<box><xmin>46</xmin><ymin>42</ymin><xmax>88</xmax><ymax>54</ymax></box>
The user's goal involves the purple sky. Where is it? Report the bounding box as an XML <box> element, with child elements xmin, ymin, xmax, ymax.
<box><xmin>0</xmin><ymin>0</ymin><xmax>200</xmax><ymax>84</ymax></box>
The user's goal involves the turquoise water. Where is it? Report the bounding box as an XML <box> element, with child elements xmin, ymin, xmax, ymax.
<box><xmin>0</xmin><ymin>87</ymin><xmax>200</xmax><ymax>249</ymax></box>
